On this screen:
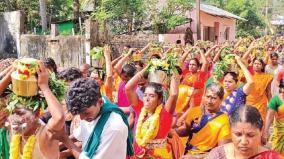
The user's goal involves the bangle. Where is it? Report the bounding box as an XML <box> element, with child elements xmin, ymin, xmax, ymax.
<box><xmin>129</xmin><ymin>106</ymin><xmax>135</xmax><ymax>114</ymax></box>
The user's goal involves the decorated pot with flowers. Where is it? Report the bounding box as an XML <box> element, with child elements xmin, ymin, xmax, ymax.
<box><xmin>11</xmin><ymin>58</ymin><xmax>39</xmax><ymax>96</ymax></box>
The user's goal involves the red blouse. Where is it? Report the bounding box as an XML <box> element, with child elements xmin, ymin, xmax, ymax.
<box><xmin>133</xmin><ymin>100</ymin><xmax>173</xmax><ymax>139</ymax></box>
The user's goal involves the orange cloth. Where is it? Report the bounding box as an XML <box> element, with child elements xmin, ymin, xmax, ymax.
<box><xmin>187</xmin><ymin>113</ymin><xmax>231</xmax><ymax>155</ymax></box>
<box><xmin>100</xmin><ymin>84</ymin><xmax>113</xmax><ymax>102</ymax></box>
<box><xmin>175</xmin><ymin>85</ymin><xmax>193</xmax><ymax>114</ymax></box>
<box><xmin>168</xmin><ymin>132</ymin><xmax>185</xmax><ymax>159</ymax></box>
<box><xmin>185</xmin><ymin>106</ymin><xmax>202</xmax><ymax>125</ymax></box>
<box><xmin>246</xmin><ymin>73</ymin><xmax>273</xmax><ymax>121</ymax></box>
<box><xmin>112</xmin><ymin>75</ymin><xmax>121</xmax><ymax>103</ymax></box>
<box><xmin>182</xmin><ymin>71</ymin><xmax>208</xmax><ymax>107</ymax></box>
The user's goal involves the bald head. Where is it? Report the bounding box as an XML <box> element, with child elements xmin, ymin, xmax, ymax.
<box><xmin>80</xmin><ymin>64</ymin><xmax>90</xmax><ymax>78</ymax></box>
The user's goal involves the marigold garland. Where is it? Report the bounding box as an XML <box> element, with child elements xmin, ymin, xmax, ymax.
<box><xmin>135</xmin><ymin>104</ymin><xmax>163</xmax><ymax>147</ymax></box>
<box><xmin>9</xmin><ymin>134</ymin><xmax>37</xmax><ymax>159</ymax></box>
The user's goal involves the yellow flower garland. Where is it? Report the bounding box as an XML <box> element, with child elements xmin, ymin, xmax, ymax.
<box><xmin>10</xmin><ymin>134</ymin><xmax>37</xmax><ymax>159</ymax></box>
<box><xmin>135</xmin><ymin>104</ymin><xmax>163</xmax><ymax>147</ymax></box>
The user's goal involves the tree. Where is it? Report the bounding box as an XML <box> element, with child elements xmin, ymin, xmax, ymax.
<box><xmin>225</xmin><ymin>0</ymin><xmax>265</xmax><ymax>37</ymax></box>
<box><xmin>199</xmin><ymin>0</ymin><xmax>266</xmax><ymax>37</ymax></box>
<box><xmin>4</xmin><ymin>0</ymin><xmax>13</xmax><ymax>11</ymax></box>
<box><xmin>73</xmin><ymin>0</ymin><xmax>80</xmax><ymax>21</ymax></box>
<box><xmin>39</xmin><ymin>0</ymin><xmax>48</xmax><ymax>32</ymax></box>
<box><xmin>201</xmin><ymin>0</ymin><xmax>228</xmax><ymax>9</ymax></box>
<box><xmin>91</xmin><ymin>0</ymin><xmax>145</xmax><ymax>36</ymax></box>
<box><xmin>48</xmin><ymin>0</ymin><xmax>73</xmax><ymax>22</ymax></box>
<box><xmin>144</xmin><ymin>0</ymin><xmax>193</xmax><ymax>33</ymax></box>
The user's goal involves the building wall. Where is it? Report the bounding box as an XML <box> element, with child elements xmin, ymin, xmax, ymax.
<box><xmin>162</xmin><ymin>9</ymin><xmax>237</xmax><ymax>45</ymax></box>
<box><xmin>0</xmin><ymin>11</ymin><xmax>25</xmax><ymax>58</ymax></box>
<box><xmin>20</xmin><ymin>35</ymin><xmax>86</xmax><ymax>68</ymax></box>
<box><xmin>158</xmin><ymin>34</ymin><xmax>185</xmax><ymax>45</ymax></box>
<box><xmin>110</xmin><ymin>34</ymin><xmax>159</xmax><ymax>56</ymax></box>
<box><xmin>189</xmin><ymin>9</ymin><xmax>236</xmax><ymax>43</ymax></box>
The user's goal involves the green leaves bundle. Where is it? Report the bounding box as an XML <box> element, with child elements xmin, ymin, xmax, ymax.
<box><xmin>221</xmin><ymin>47</ymin><xmax>232</xmax><ymax>59</ymax></box>
<box><xmin>213</xmin><ymin>54</ymin><xmax>236</xmax><ymax>80</ymax></box>
<box><xmin>185</xmin><ymin>46</ymin><xmax>198</xmax><ymax>58</ymax></box>
<box><xmin>147</xmin><ymin>53</ymin><xmax>178</xmax><ymax>76</ymax></box>
<box><xmin>90</xmin><ymin>47</ymin><xmax>104</xmax><ymax>60</ymax></box>
<box><xmin>196</xmin><ymin>40</ymin><xmax>213</xmax><ymax>49</ymax></box>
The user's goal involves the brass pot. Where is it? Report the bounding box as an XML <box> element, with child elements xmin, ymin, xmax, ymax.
<box><xmin>11</xmin><ymin>71</ymin><xmax>38</xmax><ymax>97</ymax></box>
<box><xmin>148</xmin><ymin>70</ymin><xmax>168</xmax><ymax>85</ymax></box>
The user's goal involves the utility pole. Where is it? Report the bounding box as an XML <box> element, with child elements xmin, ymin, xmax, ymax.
<box><xmin>196</xmin><ymin>0</ymin><xmax>201</xmax><ymax>40</ymax></box>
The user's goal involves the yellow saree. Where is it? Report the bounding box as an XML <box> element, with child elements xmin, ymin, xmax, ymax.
<box><xmin>246</xmin><ymin>73</ymin><xmax>273</xmax><ymax>121</ymax></box>
<box><xmin>175</xmin><ymin>84</ymin><xmax>194</xmax><ymax>114</ymax></box>
<box><xmin>271</xmin><ymin>119</ymin><xmax>284</xmax><ymax>155</ymax></box>
<box><xmin>185</xmin><ymin>113</ymin><xmax>231</xmax><ymax>155</ymax></box>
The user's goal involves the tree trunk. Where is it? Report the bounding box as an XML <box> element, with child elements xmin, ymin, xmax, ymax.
<box><xmin>39</xmin><ymin>0</ymin><xmax>48</xmax><ymax>32</ymax></box>
<box><xmin>127</xmin><ymin>16</ymin><xmax>133</xmax><ymax>35</ymax></box>
<box><xmin>73</xmin><ymin>0</ymin><xmax>80</xmax><ymax>21</ymax></box>
<box><xmin>127</xmin><ymin>8</ymin><xmax>133</xmax><ymax>35</ymax></box>
<box><xmin>103</xmin><ymin>20</ymin><xmax>108</xmax><ymax>43</ymax></box>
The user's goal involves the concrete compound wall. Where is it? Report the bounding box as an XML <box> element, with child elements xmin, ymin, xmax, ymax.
<box><xmin>20</xmin><ymin>35</ymin><xmax>86</xmax><ymax>68</ymax></box>
<box><xmin>0</xmin><ymin>12</ymin><xmax>159</xmax><ymax>67</ymax></box>
<box><xmin>0</xmin><ymin>11</ymin><xmax>25</xmax><ymax>59</ymax></box>
<box><xmin>110</xmin><ymin>34</ymin><xmax>159</xmax><ymax>57</ymax></box>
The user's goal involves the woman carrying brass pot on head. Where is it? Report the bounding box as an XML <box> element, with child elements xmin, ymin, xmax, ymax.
<box><xmin>125</xmin><ymin>65</ymin><xmax>180</xmax><ymax>159</ymax></box>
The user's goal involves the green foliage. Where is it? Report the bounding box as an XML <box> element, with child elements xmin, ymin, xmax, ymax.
<box><xmin>213</xmin><ymin>54</ymin><xmax>235</xmax><ymax>80</ymax></box>
<box><xmin>147</xmin><ymin>53</ymin><xmax>178</xmax><ymax>76</ymax></box>
<box><xmin>48</xmin><ymin>72</ymin><xmax>66</xmax><ymax>102</ymax></box>
<box><xmin>7</xmin><ymin>93</ymin><xmax>47</xmax><ymax>112</ymax></box>
<box><xmin>197</xmin><ymin>0</ymin><xmax>266</xmax><ymax>37</ymax></box>
<box><xmin>90</xmin><ymin>0</ymin><xmax>192</xmax><ymax>34</ymax></box>
<box><xmin>90</xmin><ymin>0</ymin><xmax>144</xmax><ymax>34</ymax></box>
<box><xmin>48</xmin><ymin>0</ymin><xmax>73</xmax><ymax>22</ymax></box>
<box><xmin>201</xmin><ymin>0</ymin><xmax>266</xmax><ymax>37</ymax></box>
<box><xmin>0</xmin><ymin>0</ymin><xmax>274</xmax><ymax>37</ymax></box>
<box><xmin>145</xmin><ymin>0</ymin><xmax>193</xmax><ymax>33</ymax></box>
<box><xmin>0</xmin><ymin>1</ymin><xmax>8</xmax><ymax>12</ymax></box>
<box><xmin>89</xmin><ymin>47</ymin><xmax>104</xmax><ymax>60</ymax></box>
<box><xmin>225</xmin><ymin>0</ymin><xmax>265</xmax><ymax>37</ymax></box>
<box><xmin>197</xmin><ymin>0</ymin><xmax>228</xmax><ymax>9</ymax></box>
<box><xmin>0</xmin><ymin>0</ymin><xmax>73</xmax><ymax>33</ymax></box>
